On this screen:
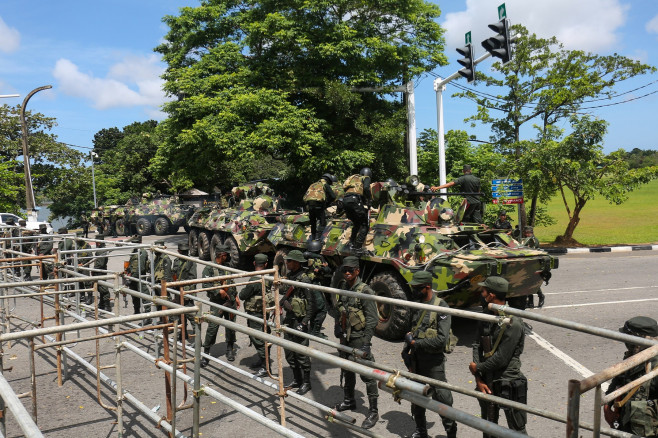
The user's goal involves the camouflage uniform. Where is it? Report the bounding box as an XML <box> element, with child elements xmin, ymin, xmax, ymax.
<box><xmin>522</xmin><ymin>227</ymin><xmax>544</xmax><ymax>308</ymax></box>
<box><xmin>307</xmin><ymin>258</ymin><xmax>329</xmax><ymax>338</ymax></box>
<box><xmin>201</xmin><ymin>264</ymin><xmax>237</xmax><ymax>359</ymax></box>
<box><xmin>126</xmin><ymin>247</ymin><xmax>148</xmax><ymax>314</ymax></box>
<box><xmin>343</xmin><ymin>173</ymin><xmax>371</xmax><ymax>249</ymax></box>
<box><xmin>89</xmin><ymin>238</ymin><xmax>110</xmax><ymax>310</ymax></box>
<box><xmin>36</xmin><ymin>228</ymin><xmax>54</xmax><ymax>279</ymax></box>
<box><xmin>172</xmin><ymin>250</ymin><xmax>197</xmax><ymax>334</ymax></box>
<box><xmin>20</xmin><ymin>229</ymin><xmax>37</xmax><ymax>279</ymax></box>
<box><xmin>303</xmin><ymin>177</ymin><xmax>336</xmax><ymax>240</ymax></box>
<box><xmin>494</xmin><ymin>216</ymin><xmax>512</xmax><ymax>231</ymax></box>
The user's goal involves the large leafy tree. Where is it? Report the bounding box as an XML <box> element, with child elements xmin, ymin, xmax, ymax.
<box><xmin>154</xmin><ymin>0</ymin><xmax>447</xmax><ymax>194</ymax></box>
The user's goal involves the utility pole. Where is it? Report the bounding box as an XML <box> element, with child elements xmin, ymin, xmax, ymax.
<box><xmin>90</xmin><ymin>151</ymin><xmax>98</xmax><ymax>208</ymax></box>
<box><xmin>20</xmin><ymin>85</ymin><xmax>52</xmax><ymax>222</ymax></box>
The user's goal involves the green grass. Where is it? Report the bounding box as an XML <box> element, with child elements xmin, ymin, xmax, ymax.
<box><xmin>535</xmin><ymin>179</ymin><xmax>658</xmax><ymax>246</ymax></box>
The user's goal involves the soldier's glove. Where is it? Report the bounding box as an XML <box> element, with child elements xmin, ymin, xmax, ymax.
<box><xmin>359</xmin><ymin>343</ymin><xmax>371</xmax><ymax>355</ymax></box>
<box><xmin>280</xmin><ymin>298</ymin><xmax>293</xmax><ymax>311</ymax></box>
<box><xmin>404</xmin><ymin>332</ymin><xmax>414</xmax><ymax>346</ymax></box>
<box><xmin>334</xmin><ymin>325</ymin><xmax>343</xmax><ymax>338</ymax></box>
<box><xmin>296</xmin><ymin>322</ymin><xmax>308</xmax><ymax>333</ymax></box>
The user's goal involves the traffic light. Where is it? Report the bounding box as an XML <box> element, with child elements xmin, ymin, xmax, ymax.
<box><xmin>456</xmin><ymin>43</ymin><xmax>475</xmax><ymax>83</ymax></box>
<box><xmin>482</xmin><ymin>18</ymin><xmax>511</xmax><ymax>64</ymax></box>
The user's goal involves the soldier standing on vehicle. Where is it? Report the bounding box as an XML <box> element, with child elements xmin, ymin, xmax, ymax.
<box><xmin>402</xmin><ymin>271</ymin><xmax>458</xmax><ymax>438</ymax></box>
<box><xmin>431</xmin><ymin>164</ymin><xmax>482</xmax><ymax>223</ymax></box>
<box><xmin>280</xmin><ymin>250</ymin><xmax>316</xmax><ymax>395</ymax></box>
<box><xmin>522</xmin><ymin>227</ymin><xmax>545</xmax><ymax>309</ymax></box>
<box><xmin>172</xmin><ymin>243</ymin><xmax>197</xmax><ymax>337</ymax></box>
<box><xmin>239</xmin><ymin>253</ymin><xmax>272</xmax><ymax>378</ymax></box>
<box><xmin>36</xmin><ymin>224</ymin><xmax>53</xmax><ymax>279</ymax></box>
<box><xmin>200</xmin><ymin>244</ymin><xmax>238</xmax><ymax>366</ymax></box>
<box><xmin>332</xmin><ymin>256</ymin><xmax>379</xmax><ymax>429</ymax></box>
<box><xmin>494</xmin><ymin>211</ymin><xmax>512</xmax><ymax>231</ymax></box>
<box><xmin>604</xmin><ymin>316</ymin><xmax>658</xmax><ymax>435</ymax></box>
<box><xmin>342</xmin><ymin>168</ymin><xmax>372</xmax><ymax>252</ymax></box>
<box><xmin>470</xmin><ymin>276</ymin><xmax>527</xmax><ymax>437</ymax></box>
<box><xmin>125</xmin><ymin>235</ymin><xmax>148</xmax><ymax>315</ymax></box>
<box><xmin>303</xmin><ymin>174</ymin><xmax>336</xmax><ymax>241</ymax></box>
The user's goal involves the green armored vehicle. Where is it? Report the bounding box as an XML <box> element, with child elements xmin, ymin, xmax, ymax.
<box><xmin>186</xmin><ymin>182</ymin><xmax>285</xmax><ymax>265</ymax></box>
<box><xmin>124</xmin><ymin>194</ymin><xmax>196</xmax><ymax>236</ymax></box>
<box><xmin>90</xmin><ymin>205</ymin><xmax>130</xmax><ymax>236</ymax></box>
<box><xmin>257</xmin><ymin>178</ymin><xmax>558</xmax><ymax>340</ymax></box>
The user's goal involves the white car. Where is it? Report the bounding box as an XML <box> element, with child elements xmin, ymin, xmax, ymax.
<box><xmin>0</xmin><ymin>213</ymin><xmax>54</xmax><ymax>234</ymax></box>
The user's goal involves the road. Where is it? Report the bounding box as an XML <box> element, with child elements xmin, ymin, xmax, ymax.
<box><xmin>2</xmin><ymin>236</ymin><xmax>657</xmax><ymax>438</ymax></box>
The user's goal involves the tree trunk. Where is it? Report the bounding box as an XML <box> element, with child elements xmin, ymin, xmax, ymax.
<box><xmin>562</xmin><ymin>198</ymin><xmax>587</xmax><ymax>241</ymax></box>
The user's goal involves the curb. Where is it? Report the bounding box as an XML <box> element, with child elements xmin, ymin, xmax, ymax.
<box><xmin>543</xmin><ymin>244</ymin><xmax>658</xmax><ymax>255</ymax></box>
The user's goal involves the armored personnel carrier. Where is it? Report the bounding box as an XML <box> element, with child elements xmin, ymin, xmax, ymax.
<box><xmin>256</xmin><ymin>178</ymin><xmax>558</xmax><ymax>340</ymax></box>
<box><xmin>90</xmin><ymin>205</ymin><xmax>130</xmax><ymax>236</ymax></box>
<box><xmin>124</xmin><ymin>194</ymin><xmax>195</xmax><ymax>236</ymax></box>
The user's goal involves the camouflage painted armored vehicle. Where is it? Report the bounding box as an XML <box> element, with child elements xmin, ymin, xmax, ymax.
<box><xmin>186</xmin><ymin>182</ymin><xmax>286</xmax><ymax>265</ymax></box>
<box><xmin>90</xmin><ymin>205</ymin><xmax>130</xmax><ymax>236</ymax></box>
<box><xmin>124</xmin><ymin>194</ymin><xmax>196</xmax><ymax>236</ymax></box>
<box><xmin>261</xmin><ymin>178</ymin><xmax>558</xmax><ymax>340</ymax></box>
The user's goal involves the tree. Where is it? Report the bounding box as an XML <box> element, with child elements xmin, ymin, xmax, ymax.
<box><xmin>0</xmin><ymin>161</ymin><xmax>23</xmax><ymax>213</ymax></box>
<box><xmin>92</xmin><ymin>127</ymin><xmax>124</xmax><ymax>161</ymax></box>
<box><xmin>530</xmin><ymin>116</ymin><xmax>658</xmax><ymax>243</ymax></box>
<box><xmin>154</xmin><ymin>0</ymin><xmax>447</xmax><ymax>195</ymax></box>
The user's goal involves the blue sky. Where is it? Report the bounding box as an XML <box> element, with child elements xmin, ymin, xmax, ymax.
<box><xmin>1</xmin><ymin>0</ymin><xmax>657</xmax><ymax>161</ymax></box>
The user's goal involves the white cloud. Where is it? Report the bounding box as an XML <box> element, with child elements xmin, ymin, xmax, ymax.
<box><xmin>647</xmin><ymin>14</ymin><xmax>658</xmax><ymax>34</ymax></box>
<box><xmin>442</xmin><ymin>0</ymin><xmax>629</xmax><ymax>53</ymax></box>
<box><xmin>0</xmin><ymin>16</ymin><xmax>20</xmax><ymax>53</ymax></box>
<box><xmin>52</xmin><ymin>56</ymin><xmax>170</xmax><ymax>110</ymax></box>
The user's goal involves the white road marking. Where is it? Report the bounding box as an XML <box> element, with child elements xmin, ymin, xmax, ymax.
<box><xmin>528</xmin><ymin>331</ymin><xmax>609</xmax><ymax>392</ymax></box>
<box><xmin>543</xmin><ymin>298</ymin><xmax>658</xmax><ymax>309</ymax></box>
<box><xmin>545</xmin><ymin>285</ymin><xmax>658</xmax><ymax>296</ymax></box>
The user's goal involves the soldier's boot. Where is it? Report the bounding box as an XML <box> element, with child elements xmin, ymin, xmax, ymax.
<box><xmin>446</xmin><ymin>424</ymin><xmax>458</xmax><ymax>438</ymax></box>
<box><xmin>200</xmin><ymin>348</ymin><xmax>211</xmax><ymax>368</ymax></box>
<box><xmin>334</xmin><ymin>386</ymin><xmax>357</xmax><ymax>411</ymax></box>
<box><xmin>85</xmin><ymin>292</ymin><xmax>94</xmax><ymax>305</ymax></box>
<box><xmin>226</xmin><ymin>343</ymin><xmax>236</xmax><ymax>362</ymax></box>
<box><xmin>361</xmin><ymin>398</ymin><xmax>379</xmax><ymax>429</ymax></box>
<box><xmin>297</xmin><ymin>370</ymin><xmax>312</xmax><ymax>395</ymax></box>
<box><xmin>526</xmin><ymin>295</ymin><xmax>535</xmax><ymax>309</ymax></box>
<box><xmin>537</xmin><ymin>290</ymin><xmax>545</xmax><ymax>308</ymax></box>
<box><xmin>404</xmin><ymin>412</ymin><xmax>428</xmax><ymax>438</ymax></box>
<box><xmin>250</xmin><ymin>357</ymin><xmax>264</xmax><ymax>370</ymax></box>
<box><xmin>285</xmin><ymin>367</ymin><xmax>302</xmax><ymax>389</ymax></box>
<box><xmin>254</xmin><ymin>361</ymin><xmax>270</xmax><ymax>378</ymax></box>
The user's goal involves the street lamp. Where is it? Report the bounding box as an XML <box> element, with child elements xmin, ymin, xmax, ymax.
<box><xmin>90</xmin><ymin>151</ymin><xmax>98</xmax><ymax>208</ymax></box>
<box><xmin>20</xmin><ymin>85</ymin><xmax>52</xmax><ymax>222</ymax></box>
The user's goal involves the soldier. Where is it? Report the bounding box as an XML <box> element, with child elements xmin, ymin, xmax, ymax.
<box><xmin>402</xmin><ymin>271</ymin><xmax>458</xmax><ymax>438</ymax></box>
<box><xmin>306</xmin><ymin>240</ymin><xmax>330</xmax><ymax>339</ymax></box>
<box><xmin>604</xmin><ymin>316</ymin><xmax>658</xmax><ymax>435</ymax></box>
<box><xmin>238</xmin><ymin>253</ymin><xmax>272</xmax><ymax>377</ymax></box>
<box><xmin>431</xmin><ymin>164</ymin><xmax>482</xmax><ymax>223</ymax></box>
<box><xmin>494</xmin><ymin>211</ymin><xmax>512</xmax><ymax>231</ymax></box>
<box><xmin>303</xmin><ymin>174</ymin><xmax>336</xmax><ymax>240</ymax></box>
<box><xmin>332</xmin><ymin>256</ymin><xmax>379</xmax><ymax>429</ymax></box>
<box><xmin>81</xmin><ymin>213</ymin><xmax>89</xmax><ymax>238</ymax></box>
<box><xmin>172</xmin><ymin>243</ymin><xmax>197</xmax><ymax>336</ymax></box>
<box><xmin>125</xmin><ymin>235</ymin><xmax>148</xmax><ymax>315</ymax></box>
<box><xmin>280</xmin><ymin>250</ymin><xmax>316</xmax><ymax>395</ymax></box>
<box><xmin>201</xmin><ymin>244</ymin><xmax>238</xmax><ymax>366</ymax></box>
<box><xmin>89</xmin><ymin>235</ymin><xmax>111</xmax><ymax>311</ymax></box>
<box><xmin>149</xmin><ymin>240</ymin><xmax>172</xmax><ymax>311</ymax></box>
<box><xmin>342</xmin><ymin>168</ymin><xmax>372</xmax><ymax>252</ymax></box>
<box><xmin>470</xmin><ymin>276</ymin><xmax>527</xmax><ymax>437</ymax></box>
<box><xmin>522</xmin><ymin>227</ymin><xmax>545</xmax><ymax>309</ymax></box>
<box><xmin>36</xmin><ymin>224</ymin><xmax>54</xmax><ymax>279</ymax></box>
<box><xmin>18</xmin><ymin>220</ymin><xmax>36</xmax><ymax>279</ymax></box>
<box><xmin>57</xmin><ymin>227</ymin><xmax>74</xmax><ymax>266</ymax></box>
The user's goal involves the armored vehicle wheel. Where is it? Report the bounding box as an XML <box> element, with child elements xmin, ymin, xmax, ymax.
<box><xmin>210</xmin><ymin>234</ymin><xmax>223</xmax><ymax>261</ymax></box>
<box><xmin>136</xmin><ymin>218</ymin><xmax>152</xmax><ymax>236</ymax></box>
<box><xmin>115</xmin><ymin>219</ymin><xmax>126</xmax><ymax>236</ymax></box>
<box><xmin>369</xmin><ymin>271</ymin><xmax>411</xmax><ymax>341</ymax></box>
<box><xmin>154</xmin><ymin>217</ymin><xmax>170</xmax><ymax>236</ymax></box>
<box><xmin>198</xmin><ymin>231</ymin><xmax>211</xmax><ymax>260</ymax></box>
<box><xmin>224</xmin><ymin>236</ymin><xmax>246</xmax><ymax>269</ymax></box>
<box><xmin>188</xmin><ymin>229</ymin><xmax>199</xmax><ymax>257</ymax></box>
<box><xmin>272</xmin><ymin>248</ymin><xmax>290</xmax><ymax>277</ymax></box>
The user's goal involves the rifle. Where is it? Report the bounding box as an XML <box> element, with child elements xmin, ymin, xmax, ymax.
<box><xmin>339</xmin><ymin>306</ymin><xmax>348</xmax><ymax>387</ymax></box>
<box><xmin>401</xmin><ymin>341</ymin><xmax>415</xmax><ymax>373</ymax></box>
<box><xmin>279</xmin><ymin>285</ymin><xmax>295</xmax><ymax>313</ymax></box>
<box><xmin>479</xmin><ymin>327</ymin><xmax>497</xmax><ymax>423</ymax></box>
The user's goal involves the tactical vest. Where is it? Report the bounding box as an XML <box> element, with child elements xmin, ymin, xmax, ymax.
<box><xmin>339</xmin><ymin>282</ymin><xmax>368</xmax><ymax>331</ymax></box>
<box><xmin>617</xmin><ymin>359</ymin><xmax>658</xmax><ymax>436</ymax></box>
<box><xmin>303</xmin><ymin>181</ymin><xmax>326</xmax><ymax>203</ymax></box>
<box><xmin>343</xmin><ymin>174</ymin><xmax>364</xmax><ymax>196</ymax></box>
<box><xmin>244</xmin><ymin>281</ymin><xmax>274</xmax><ymax>313</ymax></box>
<box><xmin>153</xmin><ymin>256</ymin><xmax>170</xmax><ymax>282</ymax></box>
<box><xmin>412</xmin><ymin>296</ymin><xmax>458</xmax><ymax>354</ymax></box>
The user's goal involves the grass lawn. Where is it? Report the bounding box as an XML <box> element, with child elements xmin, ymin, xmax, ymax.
<box><xmin>533</xmin><ymin>179</ymin><xmax>658</xmax><ymax>246</ymax></box>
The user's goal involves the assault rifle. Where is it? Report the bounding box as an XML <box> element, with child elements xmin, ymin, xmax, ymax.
<box><xmin>479</xmin><ymin>328</ymin><xmax>497</xmax><ymax>423</ymax></box>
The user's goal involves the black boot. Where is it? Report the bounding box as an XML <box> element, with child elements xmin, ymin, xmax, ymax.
<box><xmin>405</xmin><ymin>406</ymin><xmax>428</xmax><ymax>438</ymax></box>
<box><xmin>254</xmin><ymin>363</ymin><xmax>270</xmax><ymax>378</ymax></box>
<box><xmin>537</xmin><ymin>290</ymin><xmax>545</xmax><ymax>308</ymax></box>
<box><xmin>250</xmin><ymin>357</ymin><xmax>264</xmax><ymax>370</ymax></box>
<box><xmin>200</xmin><ymin>348</ymin><xmax>211</xmax><ymax>368</ymax></box>
<box><xmin>285</xmin><ymin>368</ymin><xmax>302</xmax><ymax>389</ymax></box>
<box><xmin>334</xmin><ymin>386</ymin><xmax>356</xmax><ymax>411</ymax></box>
<box><xmin>297</xmin><ymin>370</ymin><xmax>312</xmax><ymax>395</ymax></box>
<box><xmin>226</xmin><ymin>343</ymin><xmax>235</xmax><ymax>362</ymax></box>
<box><xmin>526</xmin><ymin>295</ymin><xmax>535</xmax><ymax>309</ymax></box>
<box><xmin>361</xmin><ymin>397</ymin><xmax>379</xmax><ymax>429</ymax></box>
<box><xmin>446</xmin><ymin>424</ymin><xmax>458</xmax><ymax>438</ymax></box>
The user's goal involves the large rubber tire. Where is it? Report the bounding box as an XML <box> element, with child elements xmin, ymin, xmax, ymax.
<box><xmin>224</xmin><ymin>235</ymin><xmax>246</xmax><ymax>269</ymax></box>
<box><xmin>198</xmin><ymin>231</ymin><xmax>211</xmax><ymax>260</ymax></box>
<box><xmin>368</xmin><ymin>271</ymin><xmax>412</xmax><ymax>341</ymax></box>
<box><xmin>188</xmin><ymin>229</ymin><xmax>199</xmax><ymax>257</ymax></box>
<box><xmin>210</xmin><ymin>233</ymin><xmax>223</xmax><ymax>261</ymax></box>
<box><xmin>114</xmin><ymin>219</ymin><xmax>126</xmax><ymax>236</ymax></box>
<box><xmin>154</xmin><ymin>217</ymin><xmax>170</xmax><ymax>236</ymax></box>
<box><xmin>136</xmin><ymin>218</ymin><xmax>152</xmax><ymax>236</ymax></box>
<box><xmin>272</xmin><ymin>248</ymin><xmax>290</xmax><ymax>278</ymax></box>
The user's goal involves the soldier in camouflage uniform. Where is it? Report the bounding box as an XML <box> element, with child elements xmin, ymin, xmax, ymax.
<box><xmin>342</xmin><ymin>168</ymin><xmax>372</xmax><ymax>251</ymax></box>
<box><xmin>36</xmin><ymin>224</ymin><xmax>53</xmax><ymax>279</ymax></box>
<box><xmin>470</xmin><ymin>276</ymin><xmax>527</xmax><ymax>437</ymax></box>
<box><xmin>172</xmin><ymin>243</ymin><xmax>197</xmax><ymax>336</ymax></box>
<box><xmin>280</xmin><ymin>250</ymin><xmax>316</xmax><ymax>395</ymax></box>
<box><xmin>72</xmin><ymin>232</ymin><xmax>94</xmax><ymax>304</ymax></box>
<box><xmin>89</xmin><ymin>235</ymin><xmax>111</xmax><ymax>311</ymax></box>
<box><xmin>403</xmin><ymin>271</ymin><xmax>457</xmax><ymax>438</ymax></box>
<box><xmin>522</xmin><ymin>226</ymin><xmax>545</xmax><ymax>309</ymax></box>
<box><xmin>604</xmin><ymin>316</ymin><xmax>658</xmax><ymax>436</ymax></box>
<box><xmin>201</xmin><ymin>244</ymin><xmax>238</xmax><ymax>366</ymax></box>
<box><xmin>18</xmin><ymin>220</ymin><xmax>36</xmax><ymax>279</ymax></box>
<box><xmin>303</xmin><ymin>174</ymin><xmax>336</xmax><ymax>240</ymax></box>
<box><xmin>238</xmin><ymin>253</ymin><xmax>272</xmax><ymax>377</ymax></box>
<box><xmin>494</xmin><ymin>211</ymin><xmax>512</xmax><ymax>231</ymax></box>
<box><xmin>332</xmin><ymin>256</ymin><xmax>379</xmax><ymax>429</ymax></box>
<box><xmin>149</xmin><ymin>240</ymin><xmax>172</xmax><ymax>316</ymax></box>
<box><xmin>306</xmin><ymin>240</ymin><xmax>330</xmax><ymax>339</ymax></box>
<box><xmin>125</xmin><ymin>235</ymin><xmax>148</xmax><ymax>315</ymax></box>
<box><xmin>432</xmin><ymin>164</ymin><xmax>482</xmax><ymax>223</ymax></box>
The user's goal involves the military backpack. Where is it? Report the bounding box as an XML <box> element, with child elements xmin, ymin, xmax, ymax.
<box><xmin>303</xmin><ymin>181</ymin><xmax>326</xmax><ymax>203</ymax></box>
<box><xmin>343</xmin><ymin>174</ymin><xmax>365</xmax><ymax>196</ymax></box>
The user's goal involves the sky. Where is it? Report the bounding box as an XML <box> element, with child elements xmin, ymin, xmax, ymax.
<box><xmin>1</xmin><ymin>0</ymin><xmax>657</xmax><ymax>162</ymax></box>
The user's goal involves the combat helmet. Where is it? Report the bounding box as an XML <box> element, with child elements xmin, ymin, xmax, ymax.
<box><xmin>321</xmin><ymin>173</ymin><xmax>333</xmax><ymax>184</ymax></box>
<box><xmin>360</xmin><ymin>167</ymin><xmax>372</xmax><ymax>178</ymax></box>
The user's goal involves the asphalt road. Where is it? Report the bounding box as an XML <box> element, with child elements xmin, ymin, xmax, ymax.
<box><xmin>2</xmin><ymin>235</ymin><xmax>657</xmax><ymax>438</ymax></box>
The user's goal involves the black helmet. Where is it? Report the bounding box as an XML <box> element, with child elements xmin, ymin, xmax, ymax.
<box><xmin>360</xmin><ymin>167</ymin><xmax>372</xmax><ymax>177</ymax></box>
<box><xmin>307</xmin><ymin>240</ymin><xmax>322</xmax><ymax>253</ymax></box>
<box><xmin>330</xmin><ymin>174</ymin><xmax>338</xmax><ymax>183</ymax></box>
<box><xmin>321</xmin><ymin>173</ymin><xmax>333</xmax><ymax>183</ymax></box>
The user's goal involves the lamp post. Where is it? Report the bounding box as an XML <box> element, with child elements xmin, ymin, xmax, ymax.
<box><xmin>90</xmin><ymin>151</ymin><xmax>98</xmax><ymax>208</ymax></box>
<box><xmin>20</xmin><ymin>85</ymin><xmax>52</xmax><ymax>222</ymax></box>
